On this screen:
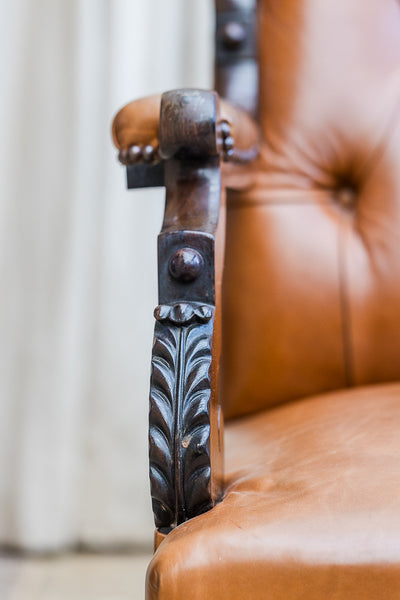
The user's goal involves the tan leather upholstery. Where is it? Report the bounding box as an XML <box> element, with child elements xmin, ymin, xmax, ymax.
<box><xmin>222</xmin><ymin>0</ymin><xmax>400</xmax><ymax>418</ymax></box>
<box><xmin>147</xmin><ymin>383</ymin><xmax>400</xmax><ymax>599</ymax></box>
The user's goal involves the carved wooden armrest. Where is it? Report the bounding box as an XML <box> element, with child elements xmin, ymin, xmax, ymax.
<box><xmin>112</xmin><ymin>90</ymin><xmax>258</xmax><ymax>535</ymax></box>
<box><xmin>112</xmin><ymin>91</ymin><xmax>260</xmax><ymax>187</ymax></box>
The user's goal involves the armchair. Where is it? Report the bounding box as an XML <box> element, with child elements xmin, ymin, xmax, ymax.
<box><xmin>112</xmin><ymin>0</ymin><xmax>400</xmax><ymax>598</ymax></box>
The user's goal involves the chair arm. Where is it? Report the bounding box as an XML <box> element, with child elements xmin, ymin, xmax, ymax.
<box><xmin>112</xmin><ymin>90</ymin><xmax>258</xmax><ymax>534</ymax></box>
<box><xmin>112</xmin><ymin>91</ymin><xmax>260</xmax><ymax>174</ymax></box>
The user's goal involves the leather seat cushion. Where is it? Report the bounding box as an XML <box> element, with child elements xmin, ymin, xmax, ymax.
<box><xmin>146</xmin><ymin>383</ymin><xmax>400</xmax><ymax>599</ymax></box>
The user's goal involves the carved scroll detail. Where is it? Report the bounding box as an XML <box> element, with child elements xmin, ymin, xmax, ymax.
<box><xmin>154</xmin><ymin>302</ymin><xmax>213</xmax><ymax>325</ymax></box>
<box><xmin>149</xmin><ymin>303</ymin><xmax>214</xmax><ymax>529</ymax></box>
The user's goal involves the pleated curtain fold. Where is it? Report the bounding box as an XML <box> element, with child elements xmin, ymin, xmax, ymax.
<box><xmin>0</xmin><ymin>0</ymin><xmax>213</xmax><ymax>551</ymax></box>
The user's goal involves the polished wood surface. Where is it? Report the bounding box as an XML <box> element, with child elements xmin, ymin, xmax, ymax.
<box><xmin>113</xmin><ymin>94</ymin><xmax>260</xmax><ymax>171</ymax></box>
<box><xmin>215</xmin><ymin>0</ymin><xmax>258</xmax><ymax>117</ymax></box>
<box><xmin>148</xmin><ymin>91</ymin><xmax>225</xmax><ymax>531</ymax></box>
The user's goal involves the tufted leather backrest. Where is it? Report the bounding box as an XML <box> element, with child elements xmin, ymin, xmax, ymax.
<box><xmin>221</xmin><ymin>0</ymin><xmax>400</xmax><ymax>419</ymax></box>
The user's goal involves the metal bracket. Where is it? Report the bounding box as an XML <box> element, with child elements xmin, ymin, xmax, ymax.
<box><xmin>215</xmin><ymin>8</ymin><xmax>257</xmax><ymax>65</ymax></box>
<box><xmin>126</xmin><ymin>163</ymin><xmax>165</xmax><ymax>189</ymax></box>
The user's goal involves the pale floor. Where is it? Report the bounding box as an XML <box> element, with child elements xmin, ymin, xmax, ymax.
<box><xmin>0</xmin><ymin>552</ymin><xmax>153</xmax><ymax>600</ymax></box>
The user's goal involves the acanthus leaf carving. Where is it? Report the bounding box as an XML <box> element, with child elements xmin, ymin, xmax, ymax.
<box><xmin>149</xmin><ymin>303</ymin><xmax>214</xmax><ymax>529</ymax></box>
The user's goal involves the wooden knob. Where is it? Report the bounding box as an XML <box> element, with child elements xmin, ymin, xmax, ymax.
<box><xmin>128</xmin><ymin>145</ymin><xmax>142</xmax><ymax>163</ymax></box>
<box><xmin>159</xmin><ymin>90</ymin><xmax>220</xmax><ymax>160</ymax></box>
<box><xmin>118</xmin><ymin>148</ymin><xmax>129</xmax><ymax>165</ymax></box>
<box><xmin>169</xmin><ymin>248</ymin><xmax>203</xmax><ymax>283</ymax></box>
<box><xmin>142</xmin><ymin>145</ymin><xmax>156</xmax><ymax>162</ymax></box>
<box><xmin>221</xmin><ymin>22</ymin><xmax>247</xmax><ymax>50</ymax></box>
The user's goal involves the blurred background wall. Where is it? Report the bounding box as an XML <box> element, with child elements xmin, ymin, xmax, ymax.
<box><xmin>0</xmin><ymin>0</ymin><xmax>213</xmax><ymax>551</ymax></box>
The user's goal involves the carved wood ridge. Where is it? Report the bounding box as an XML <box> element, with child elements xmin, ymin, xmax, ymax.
<box><xmin>150</xmin><ymin>303</ymin><xmax>215</xmax><ymax>528</ymax></box>
<box><xmin>141</xmin><ymin>90</ymin><xmax>226</xmax><ymax>532</ymax></box>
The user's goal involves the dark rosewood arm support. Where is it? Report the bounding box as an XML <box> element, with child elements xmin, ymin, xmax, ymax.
<box><xmin>112</xmin><ymin>91</ymin><xmax>260</xmax><ymax>189</ymax></box>
<box><xmin>112</xmin><ymin>89</ymin><xmax>259</xmax><ymax>534</ymax></box>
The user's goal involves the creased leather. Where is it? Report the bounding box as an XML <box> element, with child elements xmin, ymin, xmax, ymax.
<box><xmin>221</xmin><ymin>0</ymin><xmax>400</xmax><ymax>418</ymax></box>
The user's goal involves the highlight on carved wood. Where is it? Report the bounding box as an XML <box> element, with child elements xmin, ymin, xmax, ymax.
<box><xmin>149</xmin><ymin>303</ymin><xmax>215</xmax><ymax>529</ymax></box>
<box><xmin>118</xmin><ymin>143</ymin><xmax>160</xmax><ymax>166</ymax></box>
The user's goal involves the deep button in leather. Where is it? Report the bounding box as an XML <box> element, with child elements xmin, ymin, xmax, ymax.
<box><xmin>335</xmin><ymin>186</ymin><xmax>357</xmax><ymax>211</ymax></box>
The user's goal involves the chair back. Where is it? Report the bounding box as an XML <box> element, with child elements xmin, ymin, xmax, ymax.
<box><xmin>218</xmin><ymin>0</ymin><xmax>400</xmax><ymax>419</ymax></box>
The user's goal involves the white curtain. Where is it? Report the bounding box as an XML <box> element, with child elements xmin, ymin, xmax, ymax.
<box><xmin>0</xmin><ymin>0</ymin><xmax>213</xmax><ymax>551</ymax></box>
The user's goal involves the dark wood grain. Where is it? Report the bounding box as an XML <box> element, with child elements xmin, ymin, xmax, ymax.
<box><xmin>148</xmin><ymin>90</ymin><xmax>225</xmax><ymax>531</ymax></box>
<box><xmin>217</xmin><ymin>0</ymin><xmax>255</xmax><ymax>9</ymax></box>
<box><xmin>120</xmin><ymin>89</ymin><xmax>259</xmax><ymax>528</ymax></box>
<box><xmin>150</xmin><ymin>306</ymin><xmax>214</xmax><ymax>528</ymax></box>
<box><xmin>215</xmin><ymin>0</ymin><xmax>258</xmax><ymax>118</ymax></box>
